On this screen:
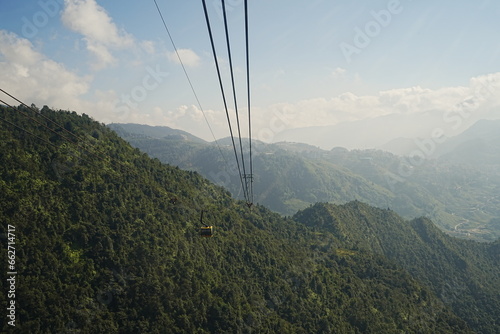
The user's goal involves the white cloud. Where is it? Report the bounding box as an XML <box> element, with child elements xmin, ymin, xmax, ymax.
<box><xmin>84</xmin><ymin>39</ymin><xmax>116</xmax><ymax>70</ymax></box>
<box><xmin>61</xmin><ymin>0</ymin><xmax>134</xmax><ymax>69</ymax></box>
<box><xmin>140</xmin><ymin>40</ymin><xmax>156</xmax><ymax>55</ymax></box>
<box><xmin>61</xmin><ymin>0</ymin><xmax>133</xmax><ymax>47</ymax></box>
<box><xmin>166</xmin><ymin>104</ymin><xmax>222</xmax><ymax>129</ymax></box>
<box><xmin>249</xmin><ymin>74</ymin><xmax>500</xmax><ymax>144</ymax></box>
<box><xmin>167</xmin><ymin>49</ymin><xmax>201</xmax><ymax>67</ymax></box>
<box><xmin>0</xmin><ymin>30</ymin><xmax>130</xmax><ymax>125</ymax></box>
<box><xmin>377</xmin><ymin>86</ymin><xmax>469</xmax><ymax>114</ymax></box>
<box><xmin>0</xmin><ymin>30</ymin><xmax>90</xmax><ymax>108</ymax></box>
<box><xmin>331</xmin><ymin>67</ymin><xmax>346</xmax><ymax>78</ymax></box>
<box><xmin>468</xmin><ymin>72</ymin><xmax>500</xmax><ymax>106</ymax></box>
<box><xmin>137</xmin><ymin>73</ymin><xmax>500</xmax><ymax>143</ymax></box>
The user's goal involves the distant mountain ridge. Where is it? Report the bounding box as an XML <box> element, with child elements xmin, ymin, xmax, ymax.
<box><xmin>109</xmin><ymin>123</ymin><xmax>207</xmax><ymax>143</ymax></box>
<box><xmin>272</xmin><ymin>112</ymin><xmax>472</xmax><ymax>150</ymax></box>
<box><xmin>379</xmin><ymin>119</ymin><xmax>500</xmax><ymax>166</ymax></box>
<box><xmin>435</xmin><ymin>119</ymin><xmax>500</xmax><ymax>167</ymax></box>
<box><xmin>110</xmin><ymin>122</ymin><xmax>500</xmax><ymax>241</ymax></box>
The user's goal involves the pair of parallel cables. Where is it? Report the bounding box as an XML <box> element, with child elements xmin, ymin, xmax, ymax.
<box><xmin>153</xmin><ymin>0</ymin><xmax>254</xmax><ymax>206</ymax></box>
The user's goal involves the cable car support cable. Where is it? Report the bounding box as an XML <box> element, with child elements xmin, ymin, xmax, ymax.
<box><xmin>201</xmin><ymin>0</ymin><xmax>248</xmax><ymax>203</ymax></box>
<box><xmin>152</xmin><ymin>0</ymin><xmax>230</xmax><ymax>172</ymax></box>
<box><xmin>220</xmin><ymin>0</ymin><xmax>250</xmax><ymax>202</ymax></box>
<box><xmin>244</xmin><ymin>0</ymin><xmax>254</xmax><ymax>205</ymax></box>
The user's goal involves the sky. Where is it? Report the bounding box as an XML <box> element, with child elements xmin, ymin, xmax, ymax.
<box><xmin>1</xmin><ymin>0</ymin><xmax>500</xmax><ymax>148</ymax></box>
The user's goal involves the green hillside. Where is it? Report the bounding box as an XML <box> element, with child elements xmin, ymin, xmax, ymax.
<box><xmin>109</xmin><ymin>124</ymin><xmax>500</xmax><ymax>241</ymax></box>
<box><xmin>294</xmin><ymin>202</ymin><xmax>500</xmax><ymax>334</ymax></box>
<box><xmin>1</xmin><ymin>106</ymin><xmax>497</xmax><ymax>333</ymax></box>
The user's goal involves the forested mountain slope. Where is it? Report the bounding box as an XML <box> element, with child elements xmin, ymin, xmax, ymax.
<box><xmin>294</xmin><ymin>202</ymin><xmax>500</xmax><ymax>334</ymax></box>
<box><xmin>109</xmin><ymin>123</ymin><xmax>500</xmax><ymax>241</ymax></box>
<box><xmin>0</xmin><ymin>105</ymin><xmax>481</xmax><ymax>333</ymax></box>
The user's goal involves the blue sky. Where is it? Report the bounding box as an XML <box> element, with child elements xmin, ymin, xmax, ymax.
<box><xmin>1</xmin><ymin>0</ymin><xmax>500</xmax><ymax>146</ymax></box>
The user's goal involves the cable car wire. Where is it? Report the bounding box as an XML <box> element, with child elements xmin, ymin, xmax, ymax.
<box><xmin>153</xmin><ymin>0</ymin><xmax>255</xmax><ymax>206</ymax></box>
<box><xmin>201</xmin><ymin>0</ymin><xmax>248</xmax><ymax>203</ymax></box>
<box><xmin>244</xmin><ymin>0</ymin><xmax>254</xmax><ymax>204</ymax></box>
<box><xmin>152</xmin><ymin>0</ymin><xmax>232</xmax><ymax>174</ymax></box>
<box><xmin>220</xmin><ymin>0</ymin><xmax>250</xmax><ymax>202</ymax></box>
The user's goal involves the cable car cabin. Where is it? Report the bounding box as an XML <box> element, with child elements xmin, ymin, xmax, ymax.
<box><xmin>200</xmin><ymin>226</ymin><xmax>214</xmax><ymax>237</ymax></box>
<box><xmin>199</xmin><ymin>210</ymin><xmax>213</xmax><ymax>237</ymax></box>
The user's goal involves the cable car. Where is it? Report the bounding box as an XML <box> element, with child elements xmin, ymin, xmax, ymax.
<box><xmin>200</xmin><ymin>225</ymin><xmax>214</xmax><ymax>237</ymax></box>
<box><xmin>199</xmin><ymin>211</ymin><xmax>214</xmax><ymax>237</ymax></box>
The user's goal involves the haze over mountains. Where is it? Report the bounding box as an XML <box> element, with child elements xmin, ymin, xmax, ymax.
<box><xmin>381</xmin><ymin>118</ymin><xmax>500</xmax><ymax>162</ymax></box>
<box><xmin>109</xmin><ymin>119</ymin><xmax>500</xmax><ymax>242</ymax></box>
<box><xmin>273</xmin><ymin>113</ymin><xmax>446</xmax><ymax>150</ymax></box>
<box><xmin>272</xmin><ymin>112</ymin><xmax>500</xmax><ymax>153</ymax></box>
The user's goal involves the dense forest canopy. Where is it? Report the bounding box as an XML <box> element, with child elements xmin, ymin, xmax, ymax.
<box><xmin>1</xmin><ymin>105</ymin><xmax>498</xmax><ymax>333</ymax></box>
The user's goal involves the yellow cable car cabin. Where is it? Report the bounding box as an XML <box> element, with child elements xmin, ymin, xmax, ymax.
<box><xmin>200</xmin><ymin>225</ymin><xmax>214</xmax><ymax>237</ymax></box>
<box><xmin>199</xmin><ymin>211</ymin><xmax>213</xmax><ymax>237</ymax></box>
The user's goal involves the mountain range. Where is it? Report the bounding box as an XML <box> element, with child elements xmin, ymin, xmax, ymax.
<box><xmin>109</xmin><ymin>120</ymin><xmax>500</xmax><ymax>242</ymax></box>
